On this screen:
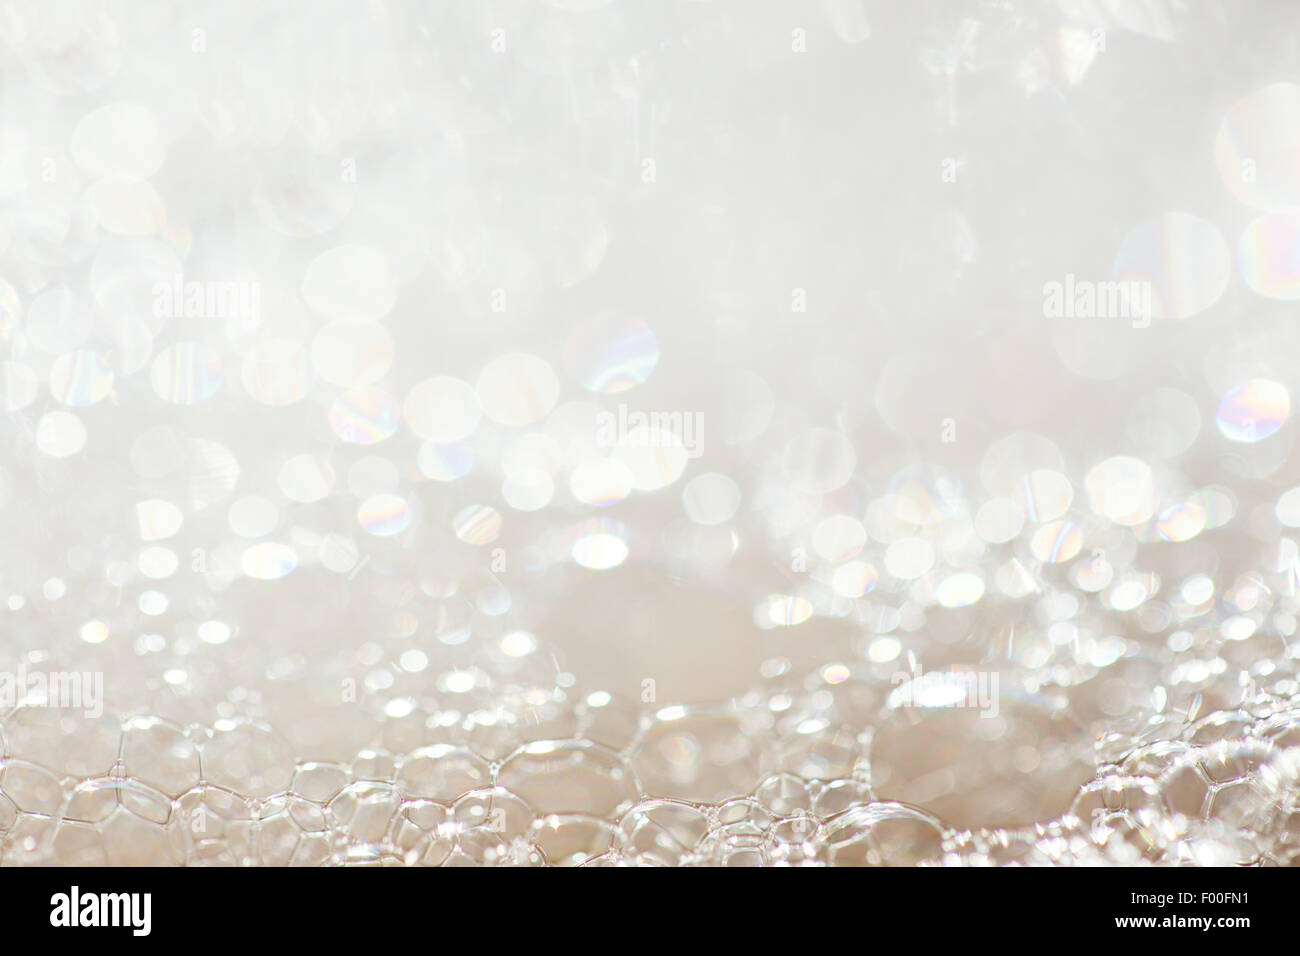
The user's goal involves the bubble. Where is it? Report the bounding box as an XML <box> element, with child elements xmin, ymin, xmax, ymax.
<box><xmin>330</xmin><ymin>387</ymin><xmax>401</xmax><ymax>445</ymax></box>
<box><xmin>1030</xmin><ymin>520</ymin><xmax>1084</xmax><ymax>563</ymax></box>
<box><xmin>138</xmin><ymin>546</ymin><xmax>179</xmax><ymax>579</ymax></box>
<box><xmin>151</xmin><ymin>342</ymin><xmax>224</xmax><ymax>405</ymax></box>
<box><xmin>935</xmin><ymin>573</ymin><xmax>985</xmax><ymax>608</ymax></box>
<box><xmin>477</xmin><ymin>353</ymin><xmax>560</xmax><ymax>427</ymax></box>
<box><xmin>501</xmin><ymin>468</ymin><xmax>554</xmax><ymax>512</ymax></box>
<box><xmin>884</xmin><ymin>538</ymin><xmax>934</xmax><ymax>580</ymax></box>
<box><xmin>417</xmin><ymin>441</ymin><xmax>474</xmax><ymax>482</ymax></box>
<box><xmin>311</xmin><ymin>321</ymin><xmax>394</xmax><ymax>387</ymax></box>
<box><xmin>227</xmin><ymin>496</ymin><xmax>279</xmax><ymax>538</ymax></box>
<box><xmin>1214</xmin><ymin>83</ymin><xmax>1300</xmax><ymax>210</ymax></box>
<box><xmin>36</xmin><ymin>411</ymin><xmax>87</xmax><ymax>457</ymax></box>
<box><xmin>572</xmin><ymin>526</ymin><xmax>629</xmax><ymax>570</ymax></box>
<box><xmin>831</xmin><ymin>561</ymin><xmax>878</xmax><ymax>598</ymax></box>
<box><xmin>404</xmin><ymin>376</ymin><xmax>481</xmax><ymax>442</ymax></box>
<box><xmin>1277</xmin><ymin>487</ymin><xmax>1300</xmax><ymax>527</ymax></box>
<box><xmin>48</xmin><ymin>350</ymin><xmax>113</xmax><ymax>406</ymax></box>
<box><xmin>278</xmin><ymin>454</ymin><xmax>336</xmax><ymax>503</ymax></box>
<box><xmin>358</xmin><ymin>494</ymin><xmax>413</xmax><ymax>537</ymax></box>
<box><xmin>1112</xmin><ymin>212</ymin><xmax>1230</xmax><ymax>319</ymax></box>
<box><xmin>301</xmin><ymin>245</ymin><xmax>395</xmax><ymax>322</ymax></box>
<box><xmin>136</xmin><ymin>500</ymin><xmax>183</xmax><ymax>541</ymax></box>
<box><xmin>766</xmin><ymin>594</ymin><xmax>813</xmax><ymax>626</ymax></box>
<box><xmin>612</xmin><ymin>426</ymin><xmax>690</xmax><ymax>491</ymax></box>
<box><xmin>682</xmin><ymin>473</ymin><xmax>741</xmax><ymax>526</ymax></box>
<box><xmin>185</xmin><ymin>438</ymin><xmax>241</xmax><ymax>510</ymax></box>
<box><xmin>1014</xmin><ymin>469</ymin><xmax>1073</xmax><ymax>523</ymax></box>
<box><xmin>564</xmin><ymin>315</ymin><xmax>660</xmax><ymax>393</ymax></box>
<box><xmin>1084</xmin><ymin>456</ymin><xmax>1157</xmax><ymax>526</ymax></box>
<box><xmin>1215</xmin><ymin>379</ymin><xmax>1290</xmax><ymax>443</ymax></box>
<box><xmin>569</xmin><ymin>458</ymin><xmax>633</xmax><ymax>506</ymax></box>
<box><xmin>241</xmin><ymin>543</ymin><xmax>298</xmax><ymax>580</ymax></box>
<box><xmin>1238</xmin><ymin>212</ymin><xmax>1300</xmax><ymax>300</ymax></box>
<box><xmin>452</xmin><ymin>505</ymin><xmax>502</xmax><ymax>545</ymax></box>
<box><xmin>1155</xmin><ymin>501</ymin><xmax>1206</xmax><ymax>543</ymax></box>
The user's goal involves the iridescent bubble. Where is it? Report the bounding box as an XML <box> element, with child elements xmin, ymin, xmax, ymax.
<box><xmin>358</xmin><ymin>494</ymin><xmax>413</xmax><ymax>537</ymax></box>
<box><xmin>1155</xmin><ymin>501</ymin><xmax>1206</xmax><ymax>543</ymax></box>
<box><xmin>766</xmin><ymin>594</ymin><xmax>813</xmax><ymax>626</ymax></box>
<box><xmin>301</xmin><ymin>244</ymin><xmax>395</xmax><ymax>322</ymax></box>
<box><xmin>36</xmin><ymin>411</ymin><xmax>87</xmax><ymax>457</ymax></box>
<box><xmin>564</xmin><ymin>315</ymin><xmax>660</xmax><ymax>393</ymax></box>
<box><xmin>569</xmin><ymin>457</ymin><xmax>633</xmax><ymax>506</ymax></box>
<box><xmin>831</xmin><ymin>561</ymin><xmax>878</xmax><ymax>598</ymax></box>
<box><xmin>682</xmin><ymin>473</ymin><xmax>741</xmax><ymax>526</ymax></box>
<box><xmin>476</xmin><ymin>353</ymin><xmax>560</xmax><ymax>427</ymax></box>
<box><xmin>47</xmin><ymin>350</ymin><xmax>113</xmax><ymax>406</ymax></box>
<box><xmin>1215</xmin><ymin>379</ymin><xmax>1290</xmax><ymax>443</ymax></box>
<box><xmin>1014</xmin><ymin>469</ymin><xmax>1072</xmax><ymax>523</ymax></box>
<box><xmin>150</xmin><ymin>342</ymin><xmax>224</xmax><ymax>405</ymax></box>
<box><xmin>1188</xmin><ymin>486</ymin><xmax>1236</xmax><ymax>529</ymax></box>
<box><xmin>278</xmin><ymin>454</ymin><xmax>335</xmax><ymax>503</ymax></box>
<box><xmin>452</xmin><ymin>504</ymin><xmax>502</xmax><ymax>545</ymax></box>
<box><xmin>936</xmin><ymin>572</ymin><xmax>985</xmax><ymax>608</ymax></box>
<box><xmin>1112</xmin><ymin>212</ymin><xmax>1230</xmax><ymax>319</ymax></box>
<box><xmin>1030</xmin><ymin>520</ymin><xmax>1084</xmax><ymax>563</ymax></box>
<box><xmin>135</xmin><ymin>500</ymin><xmax>183</xmax><ymax>541</ymax></box>
<box><xmin>417</xmin><ymin>441</ymin><xmax>474</xmax><ymax>482</ymax></box>
<box><xmin>404</xmin><ymin>376</ymin><xmax>481</xmax><ymax>442</ymax></box>
<box><xmin>1238</xmin><ymin>212</ymin><xmax>1300</xmax><ymax>300</ymax></box>
<box><xmin>329</xmin><ymin>387</ymin><xmax>400</xmax><ymax>445</ymax></box>
<box><xmin>572</xmin><ymin>531</ymin><xmax>630</xmax><ymax>570</ymax></box>
<box><xmin>1214</xmin><ymin>83</ymin><xmax>1300</xmax><ymax>210</ymax></box>
<box><xmin>241</xmin><ymin>542</ymin><xmax>298</xmax><ymax>580</ymax></box>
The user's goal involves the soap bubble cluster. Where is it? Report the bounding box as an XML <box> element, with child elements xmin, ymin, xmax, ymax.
<box><xmin>3</xmin><ymin>0</ymin><xmax>1300</xmax><ymax>866</ymax></box>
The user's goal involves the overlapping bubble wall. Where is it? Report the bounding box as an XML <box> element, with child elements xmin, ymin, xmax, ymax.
<box><xmin>2</xmin><ymin>1</ymin><xmax>1300</xmax><ymax>865</ymax></box>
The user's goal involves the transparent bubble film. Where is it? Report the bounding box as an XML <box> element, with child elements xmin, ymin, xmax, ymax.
<box><xmin>1</xmin><ymin>1</ymin><xmax>1300</xmax><ymax>868</ymax></box>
